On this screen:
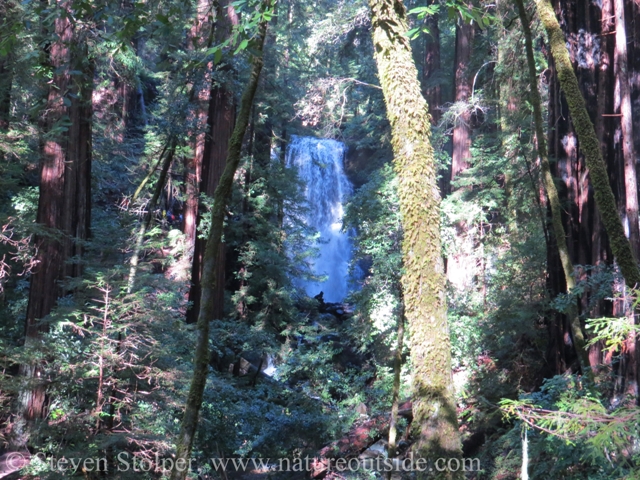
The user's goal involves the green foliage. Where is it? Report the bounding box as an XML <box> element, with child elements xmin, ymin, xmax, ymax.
<box><xmin>197</xmin><ymin>374</ymin><xmax>334</xmax><ymax>461</ymax></box>
<box><xmin>345</xmin><ymin>164</ymin><xmax>403</xmax><ymax>353</ymax></box>
<box><xmin>226</xmin><ymin>155</ymin><xmax>315</xmax><ymax>330</ymax></box>
<box><xmin>500</xmin><ymin>374</ymin><xmax>640</xmax><ymax>479</ymax></box>
<box><xmin>406</xmin><ymin>1</ymin><xmax>494</xmax><ymax>40</ymax></box>
<box><xmin>586</xmin><ymin>316</ymin><xmax>639</xmax><ymax>353</ymax></box>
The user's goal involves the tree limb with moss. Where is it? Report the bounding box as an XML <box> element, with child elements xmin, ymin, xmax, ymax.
<box><xmin>535</xmin><ymin>0</ymin><xmax>640</xmax><ymax>289</ymax></box>
<box><xmin>514</xmin><ymin>0</ymin><xmax>591</xmax><ymax>376</ymax></box>
<box><xmin>170</xmin><ymin>4</ymin><xmax>271</xmax><ymax>478</ymax></box>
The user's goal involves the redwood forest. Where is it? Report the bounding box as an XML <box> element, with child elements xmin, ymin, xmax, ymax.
<box><xmin>2</xmin><ymin>0</ymin><xmax>640</xmax><ymax>478</ymax></box>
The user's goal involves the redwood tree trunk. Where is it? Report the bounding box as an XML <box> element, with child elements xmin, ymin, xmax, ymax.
<box><xmin>515</xmin><ymin>0</ymin><xmax>591</xmax><ymax>376</ymax></box>
<box><xmin>21</xmin><ymin>3</ymin><xmax>93</xmax><ymax>423</ymax></box>
<box><xmin>183</xmin><ymin>0</ymin><xmax>215</xmax><ymax>246</ymax></box>
<box><xmin>613</xmin><ymin>0</ymin><xmax>640</xmax><ymax>398</ymax></box>
<box><xmin>447</xmin><ymin>19</ymin><xmax>475</xmax><ymax>292</ymax></box>
<box><xmin>185</xmin><ymin>1</ymin><xmax>237</xmax><ymax>324</ymax></box>
<box><xmin>614</xmin><ymin>0</ymin><xmax>640</xmax><ymax>259</ymax></box>
<box><xmin>546</xmin><ymin>0</ymin><xmax>617</xmax><ymax>372</ymax></box>
<box><xmin>186</xmin><ymin>86</ymin><xmax>235</xmax><ymax>324</ymax></box>
<box><xmin>170</xmin><ymin>7</ymin><xmax>270</xmax><ymax>477</ymax></box>
<box><xmin>451</xmin><ymin>20</ymin><xmax>474</xmax><ymax>181</ymax></box>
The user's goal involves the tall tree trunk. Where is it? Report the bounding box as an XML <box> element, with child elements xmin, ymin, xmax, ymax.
<box><xmin>170</xmin><ymin>8</ymin><xmax>270</xmax><ymax>478</ymax></box>
<box><xmin>19</xmin><ymin>2</ymin><xmax>93</xmax><ymax>431</ymax></box>
<box><xmin>63</xmin><ymin>45</ymin><xmax>94</xmax><ymax>279</ymax></box>
<box><xmin>186</xmin><ymin>86</ymin><xmax>234</xmax><ymax>324</ymax></box>
<box><xmin>613</xmin><ymin>0</ymin><xmax>640</xmax><ymax>398</ymax></box>
<box><xmin>185</xmin><ymin>0</ymin><xmax>238</xmax><ymax>325</ymax></box>
<box><xmin>515</xmin><ymin>0</ymin><xmax>591</xmax><ymax>377</ymax></box>
<box><xmin>447</xmin><ymin>19</ymin><xmax>475</xmax><ymax>292</ymax></box>
<box><xmin>536</xmin><ymin>0</ymin><xmax>640</xmax><ymax>289</ymax></box>
<box><xmin>628</xmin><ymin>2</ymin><xmax>640</xmax><ymax>172</ymax></box>
<box><xmin>368</xmin><ymin>0</ymin><xmax>462</xmax><ymax>474</ymax></box>
<box><xmin>545</xmin><ymin>0</ymin><xmax>617</xmax><ymax>373</ymax></box>
<box><xmin>183</xmin><ymin>0</ymin><xmax>215</xmax><ymax>247</ymax></box>
<box><xmin>423</xmin><ymin>4</ymin><xmax>441</xmax><ymax>125</ymax></box>
<box><xmin>451</xmin><ymin>20</ymin><xmax>474</xmax><ymax>182</ymax></box>
<box><xmin>0</xmin><ymin>1</ymin><xmax>16</xmax><ymax>140</ymax></box>
<box><xmin>614</xmin><ymin>0</ymin><xmax>640</xmax><ymax>259</ymax></box>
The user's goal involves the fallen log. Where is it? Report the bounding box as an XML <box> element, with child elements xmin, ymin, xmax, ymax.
<box><xmin>0</xmin><ymin>451</ymin><xmax>30</xmax><ymax>479</ymax></box>
<box><xmin>309</xmin><ymin>401</ymin><xmax>412</xmax><ymax>479</ymax></box>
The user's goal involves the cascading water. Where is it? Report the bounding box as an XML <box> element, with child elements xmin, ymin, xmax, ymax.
<box><xmin>286</xmin><ymin>135</ymin><xmax>353</xmax><ymax>302</ymax></box>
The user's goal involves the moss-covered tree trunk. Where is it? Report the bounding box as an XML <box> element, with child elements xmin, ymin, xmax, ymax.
<box><xmin>170</xmin><ymin>8</ymin><xmax>270</xmax><ymax>479</ymax></box>
<box><xmin>514</xmin><ymin>0</ymin><xmax>591</xmax><ymax>377</ymax></box>
<box><xmin>535</xmin><ymin>0</ymin><xmax>640</xmax><ymax>290</ymax></box>
<box><xmin>368</xmin><ymin>0</ymin><xmax>462</xmax><ymax>474</ymax></box>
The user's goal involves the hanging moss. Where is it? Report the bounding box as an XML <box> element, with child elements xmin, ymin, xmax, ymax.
<box><xmin>535</xmin><ymin>0</ymin><xmax>640</xmax><ymax>289</ymax></box>
<box><xmin>515</xmin><ymin>0</ymin><xmax>590</xmax><ymax>376</ymax></box>
<box><xmin>368</xmin><ymin>0</ymin><xmax>462</xmax><ymax>475</ymax></box>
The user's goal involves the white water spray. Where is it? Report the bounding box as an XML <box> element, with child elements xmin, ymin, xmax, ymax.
<box><xmin>286</xmin><ymin>136</ymin><xmax>353</xmax><ymax>302</ymax></box>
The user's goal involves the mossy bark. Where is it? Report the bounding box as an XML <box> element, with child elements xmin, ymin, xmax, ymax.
<box><xmin>368</xmin><ymin>0</ymin><xmax>462</xmax><ymax>475</ymax></box>
<box><xmin>515</xmin><ymin>0</ymin><xmax>591</xmax><ymax>378</ymax></box>
<box><xmin>127</xmin><ymin>141</ymin><xmax>176</xmax><ymax>293</ymax></box>
<box><xmin>170</xmin><ymin>11</ymin><xmax>269</xmax><ymax>480</ymax></box>
<box><xmin>535</xmin><ymin>0</ymin><xmax>640</xmax><ymax>289</ymax></box>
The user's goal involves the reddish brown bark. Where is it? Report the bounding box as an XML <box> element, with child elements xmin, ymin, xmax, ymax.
<box><xmin>614</xmin><ymin>0</ymin><xmax>640</xmax><ymax>260</ymax></box>
<box><xmin>310</xmin><ymin>402</ymin><xmax>413</xmax><ymax>479</ymax></box>
<box><xmin>545</xmin><ymin>0</ymin><xmax>637</xmax><ymax>377</ymax></box>
<box><xmin>447</xmin><ymin>20</ymin><xmax>475</xmax><ymax>292</ymax></box>
<box><xmin>613</xmin><ymin>0</ymin><xmax>640</xmax><ymax>398</ymax></box>
<box><xmin>186</xmin><ymin>86</ymin><xmax>235</xmax><ymax>324</ymax></box>
<box><xmin>183</xmin><ymin>0</ymin><xmax>215</xmax><ymax>246</ymax></box>
<box><xmin>451</xmin><ymin>20</ymin><xmax>474</xmax><ymax>181</ymax></box>
<box><xmin>423</xmin><ymin>6</ymin><xmax>441</xmax><ymax>125</ymax></box>
<box><xmin>185</xmin><ymin>1</ymin><xmax>238</xmax><ymax>324</ymax></box>
<box><xmin>627</xmin><ymin>2</ymin><xmax>640</xmax><ymax>169</ymax></box>
<box><xmin>21</xmin><ymin>4</ymin><xmax>93</xmax><ymax>421</ymax></box>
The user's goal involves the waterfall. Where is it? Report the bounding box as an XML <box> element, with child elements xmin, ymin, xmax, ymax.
<box><xmin>286</xmin><ymin>136</ymin><xmax>353</xmax><ymax>303</ymax></box>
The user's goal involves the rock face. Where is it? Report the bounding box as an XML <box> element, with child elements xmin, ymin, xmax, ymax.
<box><xmin>315</xmin><ymin>292</ymin><xmax>354</xmax><ymax>322</ymax></box>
